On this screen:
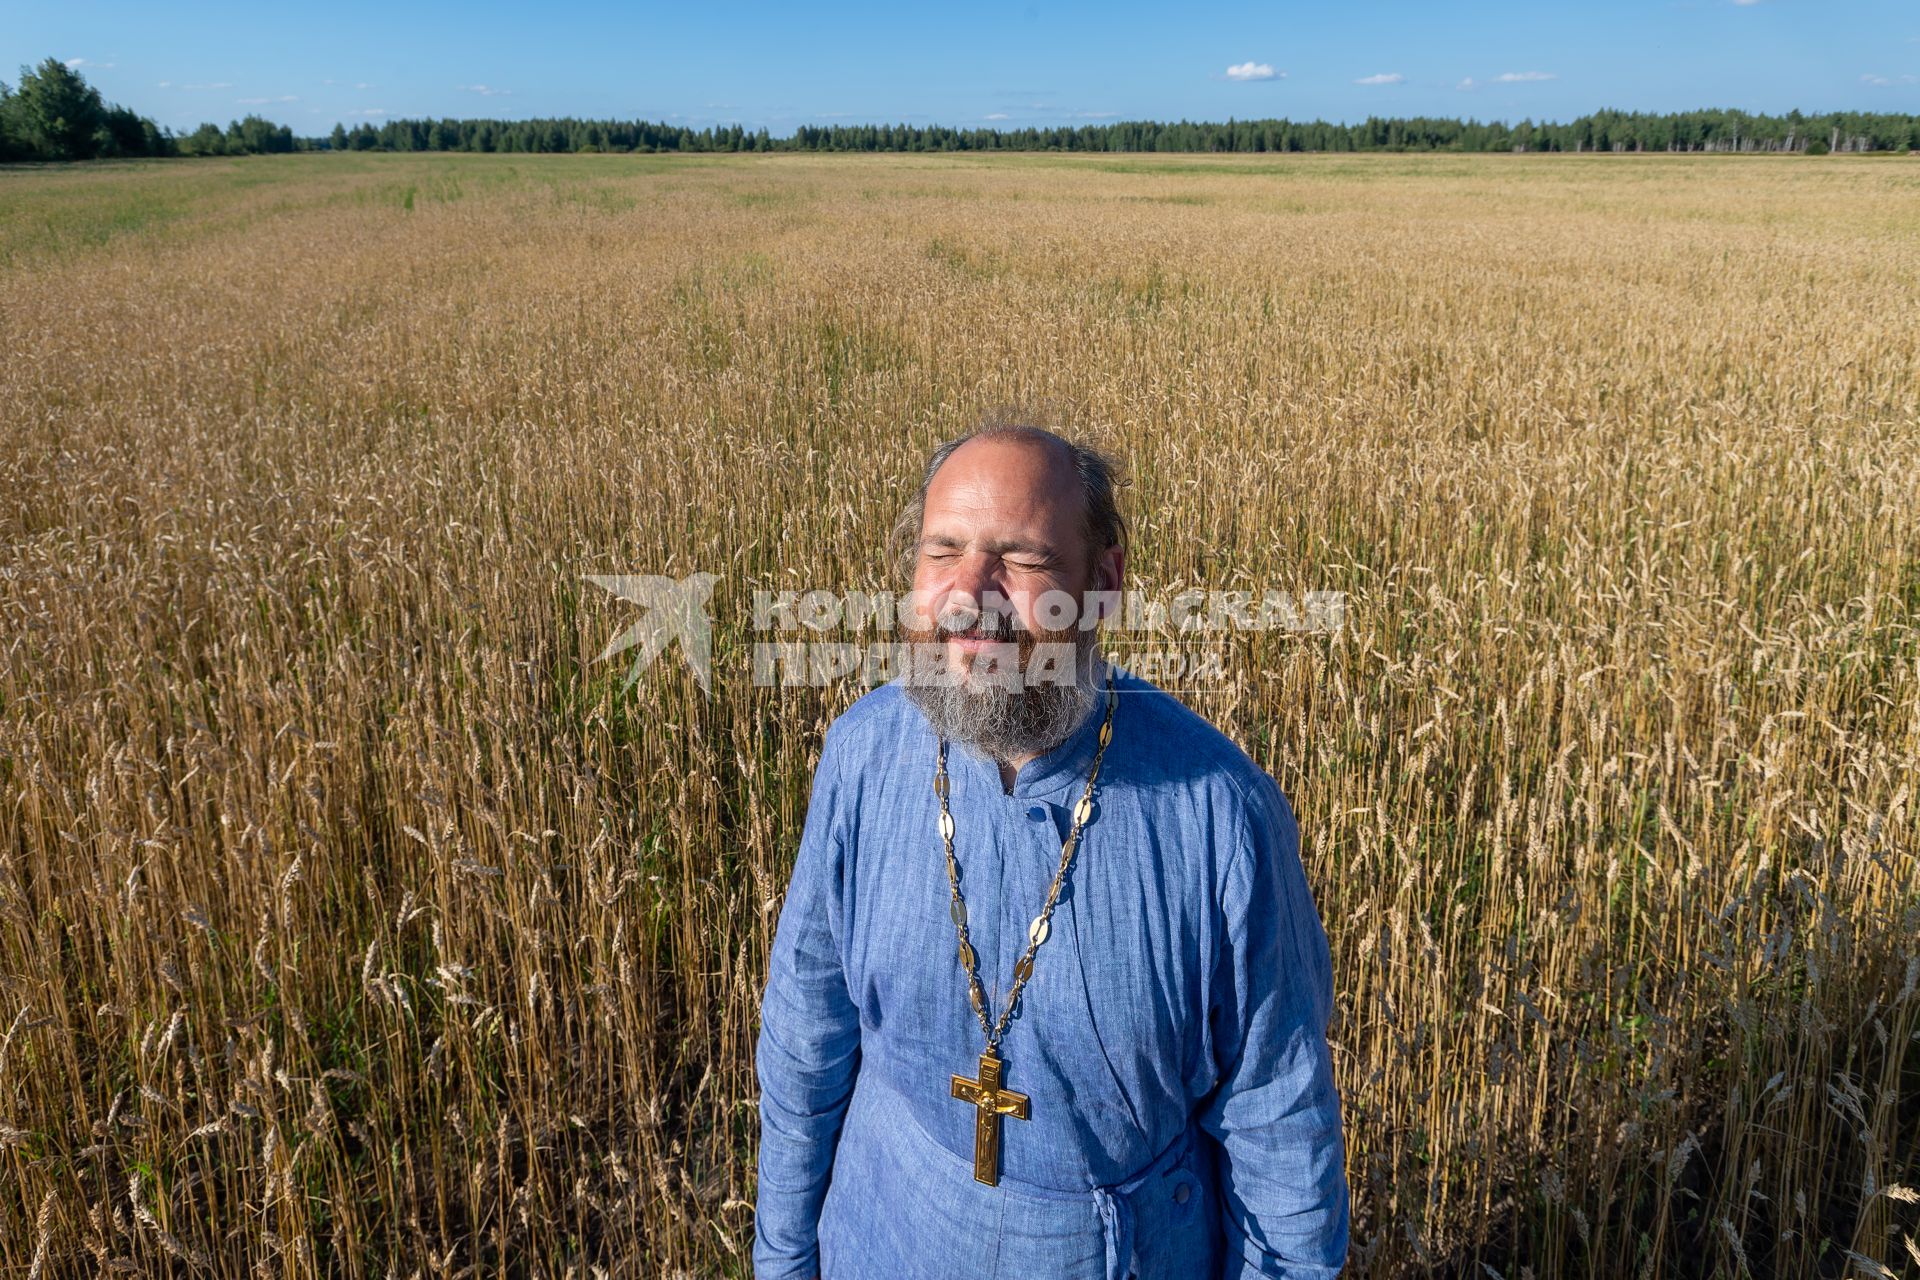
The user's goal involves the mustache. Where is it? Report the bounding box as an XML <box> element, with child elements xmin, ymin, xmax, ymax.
<box><xmin>930</xmin><ymin>613</ymin><xmax>1084</xmax><ymax>645</ymax></box>
<box><xmin>935</xmin><ymin>614</ymin><xmax>1018</xmax><ymax>642</ymax></box>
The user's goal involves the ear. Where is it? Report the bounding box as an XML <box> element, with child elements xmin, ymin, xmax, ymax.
<box><xmin>1087</xmin><ymin>544</ymin><xmax>1124</xmax><ymax>624</ymax></box>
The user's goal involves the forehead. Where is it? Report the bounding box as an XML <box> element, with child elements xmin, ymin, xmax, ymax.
<box><xmin>921</xmin><ymin>436</ymin><xmax>1083</xmax><ymax>541</ymax></box>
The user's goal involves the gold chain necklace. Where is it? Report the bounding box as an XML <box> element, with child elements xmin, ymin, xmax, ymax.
<box><xmin>939</xmin><ymin>669</ymin><xmax>1118</xmax><ymax>1185</ymax></box>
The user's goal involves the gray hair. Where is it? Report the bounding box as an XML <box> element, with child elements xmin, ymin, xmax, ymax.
<box><xmin>889</xmin><ymin>413</ymin><xmax>1129</xmax><ymax>587</ymax></box>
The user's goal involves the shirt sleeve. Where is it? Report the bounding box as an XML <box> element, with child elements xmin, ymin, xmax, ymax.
<box><xmin>1197</xmin><ymin>769</ymin><xmax>1350</xmax><ymax>1279</ymax></box>
<box><xmin>752</xmin><ymin>725</ymin><xmax>863</xmax><ymax>1280</ymax></box>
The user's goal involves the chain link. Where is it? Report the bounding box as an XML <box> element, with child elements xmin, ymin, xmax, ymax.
<box><xmin>934</xmin><ymin>671</ymin><xmax>1118</xmax><ymax>1055</ymax></box>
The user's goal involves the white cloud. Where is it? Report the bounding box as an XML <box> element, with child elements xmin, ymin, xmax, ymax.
<box><xmin>177</xmin><ymin>81</ymin><xmax>232</xmax><ymax>91</ymax></box>
<box><xmin>461</xmin><ymin>83</ymin><xmax>511</xmax><ymax>96</ymax></box>
<box><xmin>1355</xmin><ymin>72</ymin><xmax>1403</xmax><ymax>85</ymax></box>
<box><xmin>347</xmin><ymin>108</ymin><xmax>388</xmax><ymax>117</ymax></box>
<box><xmin>1075</xmin><ymin>110</ymin><xmax>1118</xmax><ymax>118</ymax></box>
<box><xmin>1861</xmin><ymin>72</ymin><xmax>1918</xmax><ymax>85</ymax></box>
<box><xmin>1730</xmin><ymin>0</ymin><xmax>1763</xmax><ymax>5</ymax></box>
<box><xmin>65</xmin><ymin>58</ymin><xmax>115</xmax><ymax>69</ymax></box>
<box><xmin>1457</xmin><ymin>77</ymin><xmax>1477</xmax><ymax>90</ymax></box>
<box><xmin>985</xmin><ymin>112</ymin><xmax>1011</xmax><ymax>120</ymax></box>
<box><xmin>237</xmin><ymin>95</ymin><xmax>298</xmax><ymax>105</ymax></box>
<box><xmin>1496</xmin><ymin>70</ymin><xmax>1556</xmax><ymax>82</ymax></box>
<box><xmin>1225</xmin><ymin>61</ymin><xmax>1280</xmax><ymax>82</ymax></box>
<box><xmin>354</xmin><ymin>82</ymin><xmax>374</xmax><ymax>90</ymax></box>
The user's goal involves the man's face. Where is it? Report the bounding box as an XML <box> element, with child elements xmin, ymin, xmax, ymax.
<box><xmin>906</xmin><ymin>436</ymin><xmax>1100</xmax><ymax>681</ymax></box>
<box><xmin>899</xmin><ymin>434</ymin><xmax>1121</xmax><ymax>763</ymax></box>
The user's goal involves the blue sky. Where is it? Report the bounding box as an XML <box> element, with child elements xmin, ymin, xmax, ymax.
<box><xmin>10</xmin><ymin>1</ymin><xmax>1920</xmax><ymax>137</ymax></box>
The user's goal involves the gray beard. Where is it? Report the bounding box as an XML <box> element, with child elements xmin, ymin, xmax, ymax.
<box><xmin>903</xmin><ymin>634</ymin><xmax>1103</xmax><ymax>764</ymax></box>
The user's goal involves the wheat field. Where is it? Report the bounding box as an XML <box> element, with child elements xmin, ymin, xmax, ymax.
<box><xmin>1</xmin><ymin>150</ymin><xmax>1917</xmax><ymax>1278</ymax></box>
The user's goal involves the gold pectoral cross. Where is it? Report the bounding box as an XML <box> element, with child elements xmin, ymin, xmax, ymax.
<box><xmin>950</xmin><ymin>1050</ymin><xmax>1029</xmax><ymax>1185</ymax></box>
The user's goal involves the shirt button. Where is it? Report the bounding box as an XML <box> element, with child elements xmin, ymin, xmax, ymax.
<box><xmin>1025</xmin><ymin>805</ymin><xmax>1047</xmax><ymax>822</ymax></box>
<box><xmin>1173</xmin><ymin>1180</ymin><xmax>1191</xmax><ymax>1204</ymax></box>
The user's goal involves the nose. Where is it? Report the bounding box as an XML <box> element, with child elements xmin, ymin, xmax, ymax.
<box><xmin>944</xmin><ymin>555</ymin><xmax>1007</xmax><ymax>625</ymax></box>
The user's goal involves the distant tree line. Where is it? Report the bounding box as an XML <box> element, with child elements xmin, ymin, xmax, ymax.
<box><xmin>176</xmin><ymin>116</ymin><xmax>297</xmax><ymax>156</ymax></box>
<box><xmin>0</xmin><ymin>58</ymin><xmax>299</xmax><ymax>161</ymax></box>
<box><xmin>0</xmin><ymin>58</ymin><xmax>173</xmax><ymax>161</ymax></box>
<box><xmin>318</xmin><ymin>107</ymin><xmax>1920</xmax><ymax>156</ymax></box>
<box><xmin>7</xmin><ymin>58</ymin><xmax>1918</xmax><ymax>164</ymax></box>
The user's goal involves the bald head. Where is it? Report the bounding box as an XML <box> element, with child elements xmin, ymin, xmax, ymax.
<box><xmin>892</xmin><ymin>421</ymin><xmax>1126</xmax><ymax>592</ymax></box>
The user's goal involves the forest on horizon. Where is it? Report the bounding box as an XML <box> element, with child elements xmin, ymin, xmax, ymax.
<box><xmin>7</xmin><ymin>55</ymin><xmax>1920</xmax><ymax>163</ymax></box>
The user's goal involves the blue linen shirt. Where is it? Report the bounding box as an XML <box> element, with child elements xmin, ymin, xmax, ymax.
<box><xmin>752</xmin><ymin>666</ymin><xmax>1349</xmax><ymax>1279</ymax></box>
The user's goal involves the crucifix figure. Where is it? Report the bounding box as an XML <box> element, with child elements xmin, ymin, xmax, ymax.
<box><xmin>949</xmin><ymin>1049</ymin><xmax>1030</xmax><ymax>1185</ymax></box>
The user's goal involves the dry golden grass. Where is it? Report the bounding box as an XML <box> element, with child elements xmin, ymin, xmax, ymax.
<box><xmin>1</xmin><ymin>150</ymin><xmax>1917</xmax><ymax>1278</ymax></box>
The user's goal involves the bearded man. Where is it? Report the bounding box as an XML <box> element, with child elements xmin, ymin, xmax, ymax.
<box><xmin>752</xmin><ymin>419</ymin><xmax>1349</xmax><ymax>1279</ymax></box>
